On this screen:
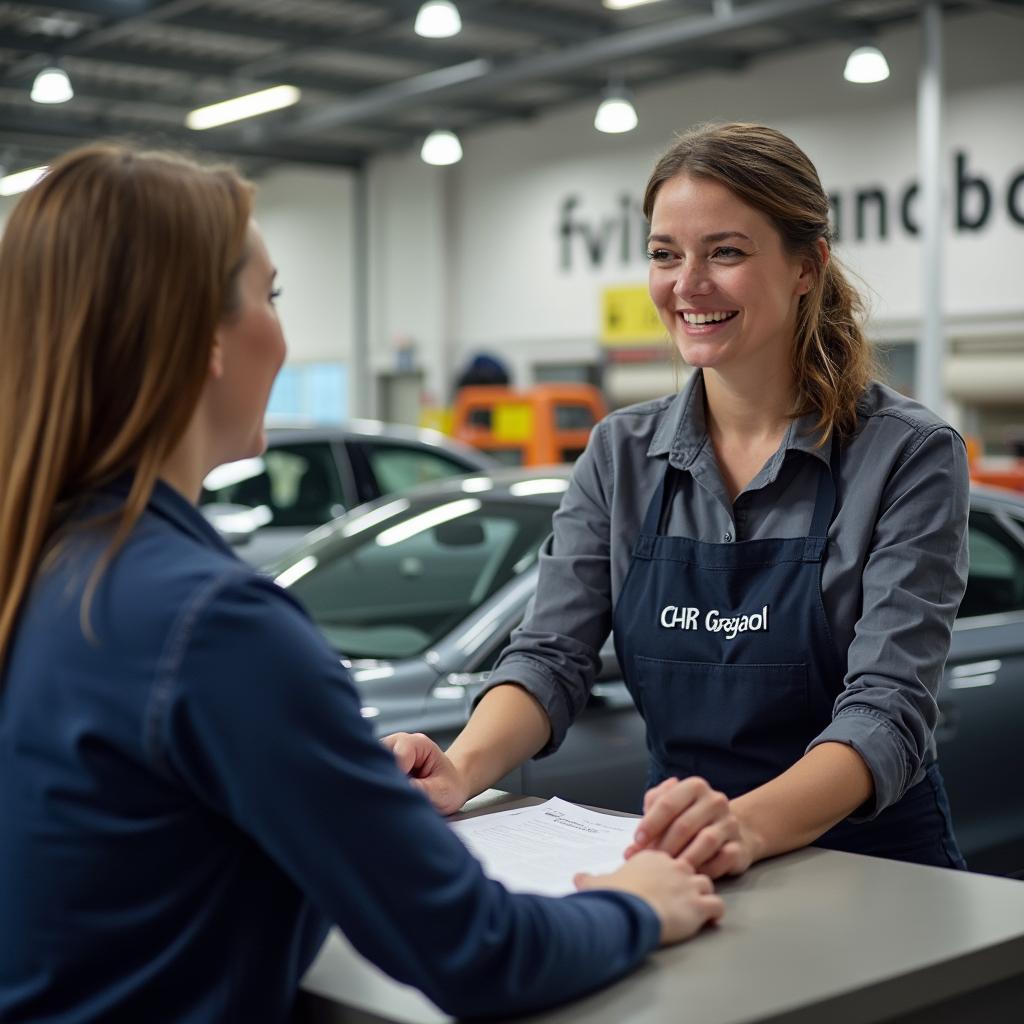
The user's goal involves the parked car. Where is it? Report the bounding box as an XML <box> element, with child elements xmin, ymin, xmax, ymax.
<box><xmin>199</xmin><ymin>421</ymin><xmax>496</xmax><ymax>565</ymax></box>
<box><xmin>269</xmin><ymin>468</ymin><xmax>1024</xmax><ymax>878</ymax></box>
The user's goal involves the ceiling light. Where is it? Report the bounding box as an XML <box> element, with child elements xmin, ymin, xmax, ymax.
<box><xmin>843</xmin><ymin>45</ymin><xmax>890</xmax><ymax>84</ymax></box>
<box><xmin>185</xmin><ymin>85</ymin><xmax>301</xmax><ymax>130</ymax></box>
<box><xmin>420</xmin><ymin>129</ymin><xmax>463</xmax><ymax>166</ymax></box>
<box><xmin>603</xmin><ymin>0</ymin><xmax>664</xmax><ymax>9</ymax></box>
<box><xmin>594</xmin><ymin>87</ymin><xmax>638</xmax><ymax>134</ymax></box>
<box><xmin>0</xmin><ymin>165</ymin><xmax>48</xmax><ymax>196</ymax></box>
<box><xmin>31</xmin><ymin>66</ymin><xmax>73</xmax><ymax>104</ymax></box>
<box><xmin>415</xmin><ymin>1</ymin><xmax>462</xmax><ymax>38</ymax></box>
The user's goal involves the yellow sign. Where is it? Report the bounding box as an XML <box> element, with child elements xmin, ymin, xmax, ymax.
<box><xmin>601</xmin><ymin>285</ymin><xmax>665</xmax><ymax>345</ymax></box>
<box><xmin>493</xmin><ymin>403</ymin><xmax>534</xmax><ymax>443</ymax></box>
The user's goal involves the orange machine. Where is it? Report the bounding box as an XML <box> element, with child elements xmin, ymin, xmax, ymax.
<box><xmin>966</xmin><ymin>437</ymin><xmax>1024</xmax><ymax>493</ymax></box>
<box><xmin>452</xmin><ymin>383</ymin><xmax>607</xmax><ymax>466</ymax></box>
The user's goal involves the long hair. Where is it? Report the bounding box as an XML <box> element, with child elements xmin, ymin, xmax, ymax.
<box><xmin>0</xmin><ymin>144</ymin><xmax>253</xmax><ymax>675</ymax></box>
<box><xmin>643</xmin><ymin>122</ymin><xmax>873</xmax><ymax>441</ymax></box>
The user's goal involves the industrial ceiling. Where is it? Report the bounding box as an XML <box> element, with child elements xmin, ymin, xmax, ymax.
<box><xmin>0</xmin><ymin>0</ymin><xmax>1008</xmax><ymax>174</ymax></box>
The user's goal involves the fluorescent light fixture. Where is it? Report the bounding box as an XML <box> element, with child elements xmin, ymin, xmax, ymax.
<box><xmin>420</xmin><ymin>129</ymin><xmax>463</xmax><ymax>166</ymax></box>
<box><xmin>603</xmin><ymin>0</ymin><xmax>664</xmax><ymax>9</ymax></box>
<box><xmin>186</xmin><ymin>85</ymin><xmax>301</xmax><ymax>130</ymax></box>
<box><xmin>843</xmin><ymin>45</ymin><xmax>890</xmax><ymax>84</ymax></box>
<box><xmin>376</xmin><ymin>498</ymin><xmax>481</xmax><ymax>548</ymax></box>
<box><xmin>415</xmin><ymin>1</ymin><xmax>462</xmax><ymax>38</ymax></box>
<box><xmin>0</xmin><ymin>165</ymin><xmax>48</xmax><ymax>196</ymax></box>
<box><xmin>31</xmin><ymin>66</ymin><xmax>73</xmax><ymax>104</ymax></box>
<box><xmin>594</xmin><ymin>93</ymin><xmax>638</xmax><ymax>134</ymax></box>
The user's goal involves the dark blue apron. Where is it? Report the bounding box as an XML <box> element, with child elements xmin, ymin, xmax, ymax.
<box><xmin>612</xmin><ymin>443</ymin><xmax>965</xmax><ymax>869</ymax></box>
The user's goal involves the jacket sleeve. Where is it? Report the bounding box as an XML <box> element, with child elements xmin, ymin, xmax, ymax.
<box><xmin>156</xmin><ymin>570</ymin><xmax>659</xmax><ymax>1019</ymax></box>
<box><xmin>480</xmin><ymin>422</ymin><xmax>616</xmax><ymax>754</ymax></box>
<box><xmin>807</xmin><ymin>425</ymin><xmax>970</xmax><ymax>818</ymax></box>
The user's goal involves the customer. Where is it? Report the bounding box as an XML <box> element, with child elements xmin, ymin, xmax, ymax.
<box><xmin>388</xmin><ymin>122</ymin><xmax>969</xmax><ymax>876</ymax></box>
<box><xmin>0</xmin><ymin>145</ymin><xmax>723</xmax><ymax>1023</ymax></box>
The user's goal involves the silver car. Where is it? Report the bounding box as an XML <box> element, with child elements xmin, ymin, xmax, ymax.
<box><xmin>270</xmin><ymin>467</ymin><xmax>1024</xmax><ymax>878</ymax></box>
<box><xmin>199</xmin><ymin>421</ymin><xmax>496</xmax><ymax>565</ymax></box>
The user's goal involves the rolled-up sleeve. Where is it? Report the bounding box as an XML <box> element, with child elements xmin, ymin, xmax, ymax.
<box><xmin>808</xmin><ymin>425</ymin><xmax>969</xmax><ymax>819</ymax></box>
<box><xmin>480</xmin><ymin>424</ymin><xmax>615</xmax><ymax>755</ymax></box>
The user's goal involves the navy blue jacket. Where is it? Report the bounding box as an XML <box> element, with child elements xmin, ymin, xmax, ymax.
<box><xmin>0</xmin><ymin>479</ymin><xmax>659</xmax><ymax>1022</ymax></box>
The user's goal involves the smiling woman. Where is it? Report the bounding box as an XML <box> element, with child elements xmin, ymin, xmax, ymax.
<box><xmin>389</xmin><ymin>122</ymin><xmax>972</xmax><ymax>882</ymax></box>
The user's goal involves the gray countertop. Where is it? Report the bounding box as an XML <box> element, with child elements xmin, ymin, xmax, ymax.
<box><xmin>298</xmin><ymin>793</ymin><xmax>1024</xmax><ymax>1024</ymax></box>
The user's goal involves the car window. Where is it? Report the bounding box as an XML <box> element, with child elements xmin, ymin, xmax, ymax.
<box><xmin>958</xmin><ymin>509</ymin><xmax>1024</xmax><ymax>618</ymax></box>
<box><xmin>282</xmin><ymin>498</ymin><xmax>553</xmax><ymax>660</ymax></box>
<box><xmin>201</xmin><ymin>442</ymin><xmax>345</xmax><ymax>529</ymax></box>
<box><xmin>352</xmin><ymin>440</ymin><xmax>478</xmax><ymax>496</ymax></box>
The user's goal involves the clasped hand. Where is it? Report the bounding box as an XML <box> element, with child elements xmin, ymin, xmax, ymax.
<box><xmin>383</xmin><ymin>732</ymin><xmax>726</xmax><ymax>943</ymax></box>
<box><xmin>626</xmin><ymin>776</ymin><xmax>759</xmax><ymax>879</ymax></box>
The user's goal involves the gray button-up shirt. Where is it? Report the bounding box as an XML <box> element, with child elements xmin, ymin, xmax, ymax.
<box><xmin>486</xmin><ymin>372</ymin><xmax>969</xmax><ymax>819</ymax></box>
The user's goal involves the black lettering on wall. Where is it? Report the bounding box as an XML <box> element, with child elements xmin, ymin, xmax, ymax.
<box><xmin>619</xmin><ymin>194</ymin><xmax>633</xmax><ymax>265</ymax></box>
<box><xmin>900</xmin><ymin>183</ymin><xmax>920</xmax><ymax>236</ymax></box>
<box><xmin>855</xmin><ymin>188</ymin><xmax>888</xmax><ymax>241</ymax></box>
<box><xmin>1008</xmin><ymin>171</ymin><xmax>1024</xmax><ymax>227</ymax></box>
<box><xmin>559</xmin><ymin>195</ymin><xmax>579</xmax><ymax>271</ymax></box>
<box><xmin>828</xmin><ymin>192</ymin><xmax>842</xmax><ymax>244</ymax></box>
<box><xmin>580</xmin><ymin>218</ymin><xmax>615</xmax><ymax>268</ymax></box>
<box><xmin>956</xmin><ymin>150</ymin><xmax>992</xmax><ymax>230</ymax></box>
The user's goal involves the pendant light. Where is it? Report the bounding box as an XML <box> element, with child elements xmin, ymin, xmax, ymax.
<box><xmin>843</xmin><ymin>45</ymin><xmax>890</xmax><ymax>84</ymax></box>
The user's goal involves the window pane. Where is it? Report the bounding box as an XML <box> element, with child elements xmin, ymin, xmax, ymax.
<box><xmin>287</xmin><ymin>499</ymin><xmax>552</xmax><ymax>659</ymax></box>
<box><xmin>365</xmin><ymin>444</ymin><xmax>473</xmax><ymax>494</ymax></box>
<box><xmin>958</xmin><ymin>511</ymin><xmax>1024</xmax><ymax>618</ymax></box>
<box><xmin>201</xmin><ymin>443</ymin><xmax>345</xmax><ymax>529</ymax></box>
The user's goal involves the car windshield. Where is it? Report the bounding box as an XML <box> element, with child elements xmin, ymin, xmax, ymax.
<box><xmin>277</xmin><ymin>494</ymin><xmax>555</xmax><ymax>659</ymax></box>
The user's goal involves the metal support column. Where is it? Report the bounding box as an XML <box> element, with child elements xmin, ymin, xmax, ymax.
<box><xmin>916</xmin><ymin>2</ymin><xmax>944</xmax><ymax>413</ymax></box>
<box><xmin>350</xmin><ymin>163</ymin><xmax>371</xmax><ymax>418</ymax></box>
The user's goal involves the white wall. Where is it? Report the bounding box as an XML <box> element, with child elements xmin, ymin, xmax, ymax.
<box><xmin>0</xmin><ymin>164</ymin><xmax>356</xmax><ymax>373</ymax></box>
<box><xmin>441</xmin><ymin>7</ymin><xmax>1024</xmax><ymax>384</ymax></box>
<box><xmin>254</xmin><ymin>165</ymin><xmax>355</xmax><ymax>366</ymax></box>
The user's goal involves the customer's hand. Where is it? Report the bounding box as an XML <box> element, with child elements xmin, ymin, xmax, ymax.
<box><xmin>381</xmin><ymin>732</ymin><xmax>470</xmax><ymax>815</ymax></box>
<box><xmin>625</xmin><ymin>776</ymin><xmax>758</xmax><ymax>879</ymax></box>
<box><xmin>575</xmin><ymin>851</ymin><xmax>724</xmax><ymax>946</ymax></box>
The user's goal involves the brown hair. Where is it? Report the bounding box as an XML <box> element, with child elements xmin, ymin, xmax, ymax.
<box><xmin>644</xmin><ymin>122</ymin><xmax>873</xmax><ymax>441</ymax></box>
<box><xmin>0</xmin><ymin>144</ymin><xmax>253</xmax><ymax>673</ymax></box>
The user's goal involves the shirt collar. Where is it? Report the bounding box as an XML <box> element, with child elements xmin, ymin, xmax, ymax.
<box><xmin>101</xmin><ymin>474</ymin><xmax>239</xmax><ymax>557</ymax></box>
<box><xmin>647</xmin><ymin>369</ymin><xmax>834</xmax><ymax>472</ymax></box>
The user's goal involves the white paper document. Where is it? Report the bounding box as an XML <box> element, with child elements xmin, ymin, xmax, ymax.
<box><xmin>450</xmin><ymin>797</ymin><xmax>636</xmax><ymax>897</ymax></box>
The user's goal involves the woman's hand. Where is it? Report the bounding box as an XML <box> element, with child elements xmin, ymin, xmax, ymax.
<box><xmin>381</xmin><ymin>732</ymin><xmax>470</xmax><ymax>815</ymax></box>
<box><xmin>624</xmin><ymin>776</ymin><xmax>762</xmax><ymax>879</ymax></box>
<box><xmin>575</xmin><ymin>851</ymin><xmax>724</xmax><ymax>946</ymax></box>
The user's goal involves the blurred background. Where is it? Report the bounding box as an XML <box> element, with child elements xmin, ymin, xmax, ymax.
<box><xmin>0</xmin><ymin>0</ymin><xmax>1021</xmax><ymax>466</ymax></box>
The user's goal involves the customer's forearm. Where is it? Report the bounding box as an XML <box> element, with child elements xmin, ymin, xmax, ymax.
<box><xmin>446</xmin><ymin>684</ymin><xmax>552</xmax><ymax>798</ymax></box>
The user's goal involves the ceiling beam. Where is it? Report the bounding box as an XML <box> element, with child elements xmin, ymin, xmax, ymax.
<box><xmin>281</xmin><ymin>0</ymin><xmax>852</xmax><ymax>136</ymax></box>
<box><xmin>369</xmin><ymin>0</ymin><xmax>612</xmax><ymax>42</ymax></box>
<box><xmin>0</xmin><ymin>107</ymin><xmax>367</xmax><ymax>166</ymax></box>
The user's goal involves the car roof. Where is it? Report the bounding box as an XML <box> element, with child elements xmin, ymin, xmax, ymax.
<box><xmin>349</xmin><ymin>469</ymin><xmax>1024</xmax><ymax>514</ymax></box>
<box><xmin>264</xmin><ymin>419</ymin><xmax>496</xmax><ymax>468</ymax></box>
<box><xmin>970</xmin><ymin>482</ymin><xmax>1024</xmax><ymax>514</ymax></box>
<box><xmin>369</xmin><ymin>464</ymin><xmax>575</xmax><ymax>505</ymax></box>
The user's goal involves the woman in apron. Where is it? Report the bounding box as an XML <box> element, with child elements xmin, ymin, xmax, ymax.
<box><xmin>388</xmin><ymin>122</ymin><xmax>968</xmax><ymax>876</ymax></box>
